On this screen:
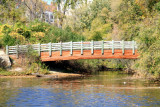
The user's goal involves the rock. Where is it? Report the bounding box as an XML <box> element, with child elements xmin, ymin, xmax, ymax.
<box><xmin>0</xmin><ymin>50</ymin><xmax>11</xmax><ymax>69</ymax></box>
<box><xmin>11</xmin><ymin>67</ymin><xmax>23</xmax><ymax>72</ymax></box>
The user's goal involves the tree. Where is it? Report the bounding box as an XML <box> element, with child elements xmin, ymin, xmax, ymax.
<box><xmin>0</xmin><ymin>0</ymin><xmax>25</xmax><ymax>23</ymax></box>
<box><xmin>23</xmin><ymin>0</ymin><xmax>46</xmax><ymax>21</ymax></box>
<box><xmin>53</xmin><ymin>0</ymin><xmax>87</xmax><ymax>28</ymax></box>
<box><xmin>135</xmin><ymin>0</ymin><xmax>160</xmax><ymax>11</ymax></box>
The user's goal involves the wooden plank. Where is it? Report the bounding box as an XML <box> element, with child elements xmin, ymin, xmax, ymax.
<box><xmin>8</xmin><ymin>52</ymin><xmax>17</xmax><ymax>54</ymax></box>
<box><xmin>9</xmin><ymin>46</ymin><xmax>16</xmax><ymax>48</ymax></box>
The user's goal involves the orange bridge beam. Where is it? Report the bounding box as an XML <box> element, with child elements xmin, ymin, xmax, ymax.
<box><xmin>40</xmin><ymin>49</ymin><xmax>139</xmax><ymax>62</ymax></box>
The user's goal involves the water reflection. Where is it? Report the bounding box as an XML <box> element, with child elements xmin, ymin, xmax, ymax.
<box><xmin>0</xmin><ymin>71</ymin><xmax>160</xmax><ymax>107</ymax></box>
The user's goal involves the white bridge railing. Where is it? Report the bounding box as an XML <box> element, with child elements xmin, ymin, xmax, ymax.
<box><xmin>6</xmin><ymin>40</ymin><xmax>137</xmax><ymax>58</ymax></box>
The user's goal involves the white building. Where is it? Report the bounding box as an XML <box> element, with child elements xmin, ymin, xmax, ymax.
<box><xmin>44</xmin><ymin>11</ymin><xmax>54</xmax><ymax>23</ymax></box>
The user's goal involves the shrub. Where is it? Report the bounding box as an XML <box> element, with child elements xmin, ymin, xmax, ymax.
<box><xmin>155</xmin><ymin>2</ymin><xmax>160</xmax><ymax>11</ymax></box>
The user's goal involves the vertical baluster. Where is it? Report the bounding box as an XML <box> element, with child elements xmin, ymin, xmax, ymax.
<box><xmin>6</xmin><ymin>45</ymin><xmax>9</xmax><ymax>55</ymax></box>
<box><xmin>132</xmin><ymin>40</ymin><xmax>135</xmax><ymax>55</ymax></box>
<box><xmin>70</xmin><ymin>41</ymin><xmax>73</xmax><ymax>56</ymax></box>
<box><xmin>16</xmin><ymin>44</ymin><xmax>19</xmax><ymax>59</ymax></box>
<box><xmin>38</xmin><ymin>43</ymin><xmax>41</xmax><ymax>56</ymax></box>
<box><xmin>101</xmin><ymin>40</ymin><xmax>104</xmax><ymax>55</ymax></box>
<box><xmin>122</xmin><ymin>40</ymin><xmax>124</xmax><ymax>55</ymax></box>
<box><xmin>49</xmin><ymin>42</ymin><xmax>52</xmax><ymax>57</ymax></box>
<box><xmin>112</xmin><ymin>40</ymin><xmax>114</xmax><ymax>55</ymax></box>
<box><xmin>60</xmin><ymin>41</ymin><xmax>62</xmax><ymax>56</ymax></box>
<box><xmin>81</xmin><ymin>41</ymin><xmax>83</xmax><ymax>55</ymax></box>
<box><xmin>91</xmin><ymin>40</ymin><xmax>94</xmax><ymax>55</ymax></box>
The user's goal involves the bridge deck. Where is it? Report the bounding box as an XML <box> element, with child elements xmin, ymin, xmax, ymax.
<box><xmin>41</xmin><ymin>49</ymin><xmax>138</xmax><ymax>61</ymax></box>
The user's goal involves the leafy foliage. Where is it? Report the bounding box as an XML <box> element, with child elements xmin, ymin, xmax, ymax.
<box><xmin>0</xmin><ymin>0</ymin><xmax>25</xmax><ymax>24</ymax></box>
<box><xmin>0</xmin><ymin>21</ymin><xmax>85</xmax><ymax>46</ymax></box>
<box><xmin>63</xmin><ymin>0</ymin><xmax>111</xmax><ymax>40</ymax></box>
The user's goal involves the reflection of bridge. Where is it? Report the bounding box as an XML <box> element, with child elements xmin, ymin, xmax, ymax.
<box><xmin>6</xmin><ymin>40</ymin><xmax>139</xmax><ymax>62</ymax></box>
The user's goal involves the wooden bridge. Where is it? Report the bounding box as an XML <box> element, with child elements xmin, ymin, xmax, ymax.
<box><xmin>6</xmin><ymin>40</ymin><xmax>139</xmax><ymax>62</ymax></box>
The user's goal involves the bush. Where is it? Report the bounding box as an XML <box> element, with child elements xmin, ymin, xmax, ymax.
<box><xmin>155</xmin><ymin>2</ymin><xmax>160</xmax><ymax>11</ymax></box>
<box><xmin>0</xmin><ymin>21</ymin><xmax>85</xmax><ymax>47</ymax></box>
<box><xmin>132</xmin><ymin>16</ymin><xmax>160</xmax><ymax>78</ymax></box>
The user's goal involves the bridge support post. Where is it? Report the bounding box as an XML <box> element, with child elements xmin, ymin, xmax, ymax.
<box><xmin>112</xmin><ymin>40</ymin><xmax>114</xmax><ymax>55</ymax></box>
<box><xmin>60</xmin><ymin>41</ymin><xmax>62</xmax><ymax>56</ymax></box>
<box><xmin>6</xmin><ymin>45</ymin><xmax>9</xmax><ymax>55</ymax></box>
<box><xmin>49</xmin><ymin>42</ymin><xmax>52</xmax><ymax>57</ymax></box>
<box><xmin>132</xmin><ymin>40</ymin><xmax>135</xmax><ymax>55</ymax></box>
<box><xmin>81</xmin><ymin>41</ymin><xmax>83</xmax><ymax>55</ymax></box>
<box><xmin>16</xmin><ymin>45</ymin><xmax>19</xmax><ymax>59</ymax></box>
<box><xmin>122</xmin><ymin>40</ymin><xmax>124</xmax><ymax>55</ymax></box>
<box><xmin>101</xmin><ymin>40</ymin><xmax>104</xmax><ymax>55</ymax></box>
<box><xmin>91</xmin><ymin>40</ymin><xmax>94</xmax><ymax>55</ymax></box>
<box><xmin>38</xmin><ymin>43</ymin><xmax>41</xmax><ymax>56</ymax></box>
<box><xmin>70</xmin><ymin>41</ymin><xmax>73</xmax><ymax>56</ymax></box>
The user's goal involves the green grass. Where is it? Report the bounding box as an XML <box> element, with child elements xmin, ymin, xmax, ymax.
<box><xmin>0</xmin><ymin>67</ymin><xmax>50</xmax><ymax>76</ymax></box>
<box><xmin>0</xmin><ymin>68</ymin><xmax>27</xmax><ymax>76</ymax></box>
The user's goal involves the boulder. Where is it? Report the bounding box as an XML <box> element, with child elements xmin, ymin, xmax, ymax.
<box><xmin>0</xmin><ymin>50</ymin><xmax>11</xmax><ymax>68</ymax></box>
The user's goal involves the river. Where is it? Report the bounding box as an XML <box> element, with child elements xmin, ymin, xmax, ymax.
<box><xmin>0</xmin><ymin>71</ymin><xmax>160</xmax><ymax>107</ymax></box>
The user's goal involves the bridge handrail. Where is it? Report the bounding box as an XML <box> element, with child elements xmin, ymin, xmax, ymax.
<box><xmin>6</xmin><ymin>40</ymin><xmax>137</xmax><ymax>58</ymax></box>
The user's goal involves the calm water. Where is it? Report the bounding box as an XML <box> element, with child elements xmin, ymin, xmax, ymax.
<box><xmin>0</xmin><ymin>71</ymin><xmax>160</xmax><ymax>107</ymax></box>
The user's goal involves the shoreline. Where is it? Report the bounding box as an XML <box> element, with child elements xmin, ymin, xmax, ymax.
<box><xmin>0</xmin><ymin>71</ymin><xmax>83</xmax><ymax>79</ymax></box>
